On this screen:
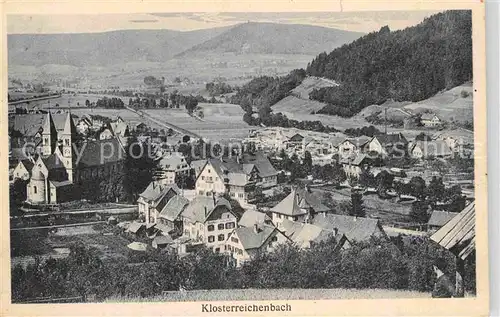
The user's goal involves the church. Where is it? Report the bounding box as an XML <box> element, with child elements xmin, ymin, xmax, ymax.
<box><xmin>9</xmin><ymin>111</ymin><xmax>125</xmax><ymax>205</ymax></box>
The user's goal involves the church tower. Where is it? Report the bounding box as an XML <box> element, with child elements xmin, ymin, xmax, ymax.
<box><xmin>41</xmin><ymin>113</ymin><xmax>57</xmax><ymax>156</ymax></box>
<box><xmin>60</xmin><ymin>112</ymin><xmax>75</xmax><ymax>182</ymax></box>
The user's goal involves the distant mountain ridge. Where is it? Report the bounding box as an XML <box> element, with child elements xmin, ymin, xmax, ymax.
<box><xmin>8</xmin><ymin>23</ymin><xmax>364</xmax><ymax>67</ymax></box>
<box><xmin>8</xmin><ymin>27</ymin><xmax>232</xmax><ymax>67</ymax></box>
<box><xmin>177</xmin><ymin>22</ymin><xmax>364</xmax><ymax>57</ymax></box>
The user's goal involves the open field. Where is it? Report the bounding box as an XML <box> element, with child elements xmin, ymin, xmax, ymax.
<box><xmin>145</xmin><ymin>104</ymin><xmax>254</xmax><ymax>142</ymax></box>
<box><xmin>107</xmin><ymin>288</ymin><xmax>429</xmax><ymax>302</ymax></box>
<box><xmin>9</xmin><ymin>53</ymin><xmax>315</xmax><ymax>90</ymax></box>
<box><xmin>402</xmin><ymin>83</ymin><xmax>473</xmax><ymax>123</ymax></box>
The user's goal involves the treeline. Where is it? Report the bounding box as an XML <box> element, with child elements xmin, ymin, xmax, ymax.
<box><xmin>306</xmin><ymin>11</ymin><xmax>472</xmax><ymax>117</ymax></box>
<box><xmin>344</xmin><ymin>125</ymin><xmax>382</xmax><ymax>137</ymax></box>
<box><xmin>206</xmin><ymin>81</ymin><xmax>233</xmax><ymax>96</ymax></box>
<box><xmin>244</xmin><ymin>111</ymin><xmax>337</xmax><ymax>133</ymax></box>
<box><xmin>95</xmin><ymin>97</ymin><xmax>125</xmax><ymax>109</ymax></box>
<box><xmin>129</xmin><ymin>92</ymin><xmax>217</xmax><ymax>112</ymax></box>
<box><xmin>230</xmin><ymin>69</ymin><xmax>306</xmax><ymax>110</ymax></box>
<box><xmin>10</xmin><ymin>236</ymin><xmax>475</xmax><ymax>302</ymax></box>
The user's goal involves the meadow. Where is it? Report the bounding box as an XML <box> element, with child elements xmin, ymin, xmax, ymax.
<box><xmin>107</xmin><ymin>288</ymin><xmax>429</xmax><ymax>302</ymax></box>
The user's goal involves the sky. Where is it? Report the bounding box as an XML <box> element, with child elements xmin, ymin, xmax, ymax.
<box><xmin>7</xmin><ymin>11</ymin><xmax>442</xmax><ymax>34</ymax></box>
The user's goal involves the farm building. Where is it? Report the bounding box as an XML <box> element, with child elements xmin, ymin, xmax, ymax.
<box><xmin>427</xmin><ymin>210</ymin><xmax>457</xmax><ymax>231</ymax></box>
<box><xmin>420</xmin><ymin>113</ymin><xmax>442</xmax><ymax>127</ymax></box>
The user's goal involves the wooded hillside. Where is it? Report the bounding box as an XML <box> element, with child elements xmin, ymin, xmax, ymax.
<box><xmin>306</xmin><ymin>10</ymin><xmax>472</xmax><ymax>117</ymax></box>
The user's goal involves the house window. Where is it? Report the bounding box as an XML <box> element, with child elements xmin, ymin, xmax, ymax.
<box><xmin>231</xmin><ymin>237</ymin><xmax>239</xmax><ymax>243</ymax></box>
<box><xmin>65</xmin><ymin>139</ymin><xmax>70</xmax><ymax>146</ymax></box>
<box><xmin>230</xmin><ymin>192</ymin><xmax>235</xmax><ymax>197</ymax></box>
<box><xmin>208</xmin><ymin>225</ymin><xmax>214</xmax><ymax>231</ymax></box>
<box><xmin>206</xmin><ymin>192</ymin><xmax>211</xmax><ymax>196</ymax></box>
<box><xmin>215</xmin><ymin>247</ymin><xmax>220</xmax><ymax>253</ymax></box>
<box><xmin>218</xmin><ymin>234</ymin><xmax>225</xmax><ymax>241</ymax></box>
<box><xmin>238</xmin><ymin>193</ymin><xmax>244</xmax><ymax>198</ymax></box>
<box><xmin>44</xmin><ymin>138</ymin><xmax>48</xmax><ymax>145</ymax></box>
<box><xmin>208</xmin><ymin>236</ymin><xmax>215</xmax><ymax>243</ymax></box>
<box><xmin>199</xmin><ymin>190</ymin><xmax>204</xmax><ymax>195</ymax></box>
<box><xmin>218</xmin><ymin>223</ymin><xmax>225</xmax><ymax>230</ymax></box>
<box><xmin>208</xmin><ymin>169</ymin><xmax>211</xmax><ymax>173</ymax></box>
<box><xmin>34</xmin><ymin>186</ymin><xmax>37</xmax><ymax>194</ymax></box>
<box><xmin>225</xmin><ymin>222</ymin><xmax>235</xmax><ymax>229</ymax></box>
<box><xmin>271</xmin><ymin>236</ymin><xmax>278</xmax><ymax>242</ymax></box>
<box><xmin>202</xmin><ymin>176</ymin><xmax>205</xmax><ymax>180</ymax></box>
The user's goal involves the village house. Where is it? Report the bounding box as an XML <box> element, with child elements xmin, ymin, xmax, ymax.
<box><xmin>195</xmin><ymin>158</ymin><xmax>260</xmax><ymax>205</ymax></box>
<box><xmin>270</xmin><ymin>187</ymin><xmax>330</xmax><ymax>229</ymax></box>
<box><xmin>432</xmin><ymin>128</ymin><xmax>474</xmax><ymax>154</ymax></box>
<box><xmin>179</xmin><ymin>195</ymin><xmax>238</xmax><ymax>253</ymax></box>
<box><xmin>338</xmin><ymin>136</ymin><xmax>371</xmax><ymax>159</ymax></box>
<box><xmin>420</xmin><ymin>113</ymin><xmax>442</xmax><ymax>127</ymax></box>
<box><xmin>137</xmin><ymin>182</ymin><xmax>180</xmax><ymax>224</ymax></box>
<box><xmin>238</xmin><ymin>209</ymin><xmax>273</xmax><ymax>228</ymax></box>
<box><xmin>157</xmin><ymin>152</ymin><xmax>192</xmax><ymax>186</ymax></box>
<box><xmin>157</xmin><ymin>195</ymin><xmax>190</xmax><ymax>236</ymax></box>
<box><xmin>341</xmin><ymin>153</ymin><xmax>371</xmax><ymax>179</ymax></box>
<box><xmin>225</xmin><ymin>223</ymin><xmax>289</xmax><ymax>267</ymax></box>
<box><xmin>365</xmin><ymin>133</ymin><xmax>408</xmax><ymax>157</ymax></box>
<box><xmin>409</xmin><ymin>140</ymin><xmax>453</xmax><ymax>159</ymax></box>
<box><xmin>241</xmin><ymin>152</ymin><xmax>279</xmax><ymax>189</ymax></box>
<box><xmin>279</xmin><ymin>218</ymin><xmax>350</xmax><ymax>250</ymax></box>
<box><xmin>311</xmin><ymin>213</ymin><xmax>388</xmax><ymax>243</ymax></box>
<box><xmin>427</xmin><ymin>210</ymin><xmax>457</xmax><ymax>232</ymax></box>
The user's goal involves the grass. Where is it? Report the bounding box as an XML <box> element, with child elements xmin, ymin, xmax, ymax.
<box><xmin>106</xmin><ymin>288</ymin><xmax>429</xmax><ymax>302</ymax></box>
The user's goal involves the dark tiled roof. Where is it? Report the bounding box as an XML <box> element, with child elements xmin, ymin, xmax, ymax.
<box><xmin>270</xmin><ymin>188</ymin><xmax>306</xmax><ymax>216</ymax></box>
<box><xmin>428</xmin><ymin>210</ymin><xmax>457</xmax><ymax>227</ymax></box>
<box><xmin>181</xmin><ymin>196</ymin><xmax>232</xmax><ymax>224</ymax></box>
<box><xmin>139</xmin><ymin>182</ymin><xmax>179</xmax><ymax>203</ymax></box>
<box><xmin>159</xmin><ymin>195</ymin><xmax>189</xmax><ymax>221</ymax></box>
<box><xmin>311</xmin><ymin>214</ymin><xmax>386</xmax><ymax>243</ymax></box>
<box><xmin>242</xmin><ymin>152</ymin><xmax>278</xmax><ymax>178</ymax></box>
<box><xmin>295</xmin><ymin>187</ymin><xmax>330</xmax><ymax>213</ymax></box>
<box><xmin>77</xmin><ymin>137</ymin><xmax>125</xmax><ymax>167</ymax></box>
<box><xmin>373</xmin><ymin>133</ymin><xmax>408</xmax><ymax>146</ymax></box>
<box><xmin>11</xmin><ymin>114</ymin><xmax>46</xmax><ymax>136</ymax></box>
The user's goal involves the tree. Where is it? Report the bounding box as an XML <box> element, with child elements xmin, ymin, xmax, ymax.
<box><xmin>409</xmin><ymin>176</ymin><xmax>427</xmax><ymax>200</ymax></box>
<box><xmin>410</xmin><ymin>200</ymin><xmax>430</xmax><ymax>223</ymax></box>
<box><xmin>358</xmin><ymin>169</ymin><xmax>376</xmax><ymax>188</ymax></box>
<box><xmin>123</xmin><ymin>136</ymin><xmax>160</xmax><ymax>202</ymax></box>
<box><xmin>376</xmin><ymin>170</ymin><xmax>394</xmax><ymax>194</ymax></box>
<box><xmin>427</xmin><ymin>176</ymin><xmax>445</xmax><ymax>204</ymax></box>
<box><xmin>349</xmin><ymin>191</ymin><xmax>366</xmax><ymax>217</ymax></box>
<box><xmin>303</xmin><ymin>151</ymin><xmax>313</xmax><ymax>175</ymax></box>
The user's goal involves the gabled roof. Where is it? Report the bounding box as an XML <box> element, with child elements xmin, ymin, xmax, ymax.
<box><xmin>428</xmin><ymin>210</ymin><xmax>457</xmax><ymax>227</ymax></box>
<box><xmin>181</xmin><ymin>196</ymin><xmax>233</xmax><ymax>224</ymax></box>
<box><xmin>242</xmin><ymin>152</ymin><xmax>278</xmax><ymax>178</ymax></box>
<box><xmin>158</xmin><ymin>153</ymin><xmax>188</xmax><ymax>171</ymax></box>
<box><xmin>233</xmin><ymin>224</ymin><xmax>277</xmax><ymax>250</ymax></box>
<box><xmin>11</xmin><ymin>114</ymin><xmax>47</xmax><ymax>136</ymax></box>
<box><xmin>43</xmin><ymin>153</ymin><xmax>65</xmax><ymax>170</ymax></box>
<box><xmin>311</xmin><ymin>214</ymin><xmax>386</xmax><ymax>242</ymax></box>
<box><xmin>153</xmin><ymin>235</ymin><xmax>174</xmax><ymax>246</ymax></box>
<box><xmin>77</xmin><ymin>137</ymin><xmax>125</xmax><ymax>167</ymax></box>
<box><xmin>430</xmin><ymin>202</ymin><xmax>475</xmax><ymax>260</ymax></box>
<box><xmin>238</xmin><ymin>210</ymin><xmax>271</xmax><ymax>228</ymax></box>
<box><xmin>49</xmin><ymin>180</ymin><xmax>73</xmax><ymax>188</ymax></box>
<box><xmin>373</xmin><ymin>133</ymin><xmax>408</xmax><ymax>146</ymax></box>
<box><xmin>280</xmin><ymin>219</ymin><xmax>336</xmax><ymax>248</ymax></box>
<box><xmin>159</xmin><ymin>195</ymin><xmax>189</xmax><ymax>221</ymax></box>
<box><xmin>341</xmin><ymin>136</ymin><xmax>371</xmax><ymax>148</ymax></box>
<box><xmin>110</xmin><ymin>121</ymin><xmax>129</xmax><ymax>136</ymax></box>
<box><xmin>411</xmin><ymin>140</ymin><xmax>453</xmax><ymax>157</ymax></box>
<box><xmin>421</xmin><ymin>113</ymin><xmax>439</xmax><ymax>120</ymax></box>
<box><xmin>138</xmin><ymin>182</ymin><xmax>179</xmax><ymax>204</ymax></box>
<box><xmin>295</xmin><ymin>187</ymin><xmax>330</xmax><ymax>213</ymax></box>
<box><xmin>127</xmin><ymin>222</ymin><xmax>145</xmax><ymax>234</ymax></box>
<box><xmin>270</xmin><ymin>188</ymin><xmax>306</xmax><ymax>216</ymax></box>
<box><xmin>20</xmin><ymin>159</ymin><xmax>35</xmax><ymax>172</ymax></box>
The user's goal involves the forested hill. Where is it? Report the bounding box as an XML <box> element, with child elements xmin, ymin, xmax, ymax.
<box><xmin>306</xmin><ymin>10</ymin><xmax>472</xmax><ymax>117</ymax></box>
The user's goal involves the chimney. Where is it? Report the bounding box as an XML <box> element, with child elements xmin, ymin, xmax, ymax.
<box><xmin>212</xmin><ymin>191</ymin><xmax>216</xmax><ymax>205</ymax></box>
<box><xmin>354</xmin><ymin>216</ymin><xmax>357</xmax><ymax>222</ymax></box>
<box><xmin>333</xmin><ymin>227</ymin><xmax>338</xmax><ymax>236</ymax></box>
<box><xmin>204</xmin><ymin>206</ymin><xmax>208</xmax><ymax>217</ymax></box>
<box><xmin>253</xmin><ymin>224</ymin><xmax>260</xmax><ymax>234</ymax></box>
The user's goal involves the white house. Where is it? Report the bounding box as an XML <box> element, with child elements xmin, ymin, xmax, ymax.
<box><xmin>137</xmin><ymin>182</ymin><xmax>180</xmax><ymax>224</ymax></box>
<box><xmin>13</xmin><ymin>159</ymin><xmax>34</xmax><ymax>180</ymax></box>
<box><xmin>157</xmin><ymin>152</ymin><xmax>191</xmax><ymax>185</ymax></box>
<box><xmin>270</xmin><ymin>187</ymin><xmax>330</xmax><ymax>229</ymax></box>
<box><xmin>420</xmin><ymin>113</ymin><xmax>441</xmax><ymax>127</ymax></box>
<box><xmin>225</xmin><ymin>223</ymin><xmax>289</xmax><ymax>267</ymax></box>
<box><xmin>409</xmin><ymin>140</ymin><xmax>453</xmax><ymax>159</ymax></box>
<box><xmin>337</xmin><ymin>136</ymin><xmax>371</xmax><ymax>159</ymax></box>
<box><xmin>365</xmin><ymin>133</ymin><xmax>408</xmax><ymax>157</ymax></box>
<box><xmin>179</xmin><ymin>195</ymin><xmax>238</xmax><ymax>253</ymax></box>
